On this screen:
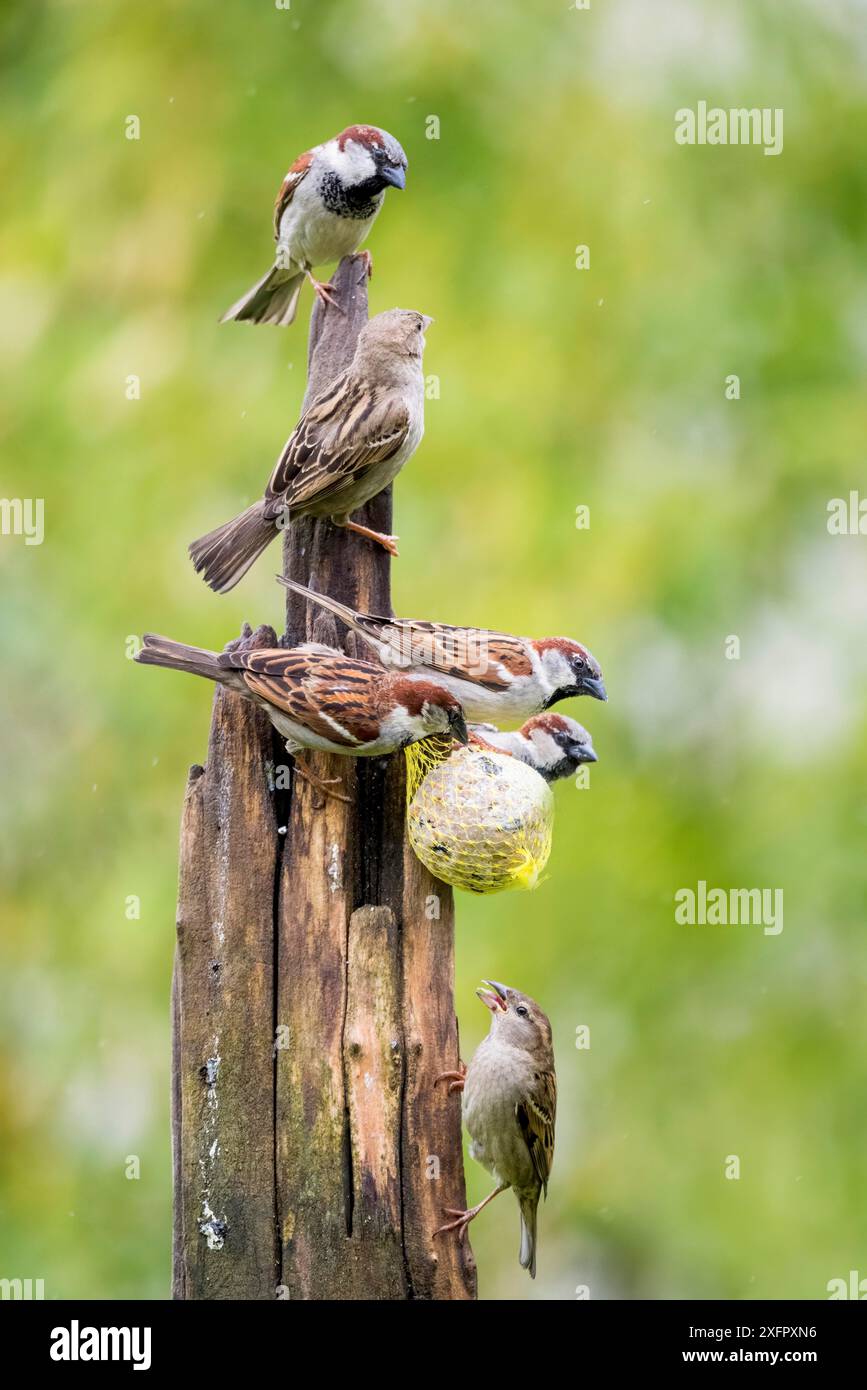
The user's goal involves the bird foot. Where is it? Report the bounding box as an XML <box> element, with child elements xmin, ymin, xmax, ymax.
<box><xmin>305</xmin><ymin>271</ymin><xmax>343</xmax><ymax>312</ymax></box>
<box><xmin>433</xmin><ymin>1204</ymin><xmax>485</xmax><ymax>1243</ymax></box>
<box><xmin>292</xmin><ymin>761</ymin><xmax>351</xmax><ymax>804</ymax></box>
<box><xmin>433</xmin><ymin>1184</ymin><xmax>507</xmax><ymax>1242</ymax></box>
<box><xmin>434</xmin><ymin>1062</ymin><xmax>467</xmax><ymax>1096</ymax></box>
<box><xmin>359</xmin><ymin>249</ymin><xmax>374</xmax><ymax>279</ymax></box>
<box><xmin>343</xmin><ymin>520</ymin><xmax>400</xmax><ymax>557</ymax></box>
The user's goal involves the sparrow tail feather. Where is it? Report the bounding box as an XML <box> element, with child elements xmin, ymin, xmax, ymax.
<box><xmin>135</xmin><ymin>634</ymin><xmax>222</xmax><ymax>682</ymax></box>
<box><xmin>518</xmin><ymin>1196</ymin><xmax>538</xmax><ymax>1279</ymax></box>
<box><xmin>276</xmin><ymin>577</ymin><xmax>381</xmax><ymax>646</ymax></box>
<box><xmin>220</xmin><ymin>266</ymin><xmax>304</xmax><ymax>326</ymax></box>
<box><xmin>189</xmin><ymin>501</ymin><xmax>277</xmax><ymax>594</ymax></box>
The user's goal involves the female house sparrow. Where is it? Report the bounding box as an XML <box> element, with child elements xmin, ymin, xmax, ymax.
<box><xmin>278</xmin><ymin>577</ymin><xmax>607</xmax><ymax>724</ymax></box>
<box><xmin>435</xmin><ymin>981</ymin><xmax>556</xmax><ymax>1279</ymax></box>
<box><xmin>221</xmin><ymin>125</ymin><xmax>408</xmax><ymax>326</ymax></box>
<box><xmin>470</xmin><ymin>713</ymin><xmax>598</xmax><ymax>782</ymax></box>
<box><xmin>135</xmin><ymin>629</ymin><xmax>468</xmax><ymax>758</ymax></box>
<box><xmin>190</xmin><ymin>309</ymin><xmax>431</xmax><ymax>592</ymax></box>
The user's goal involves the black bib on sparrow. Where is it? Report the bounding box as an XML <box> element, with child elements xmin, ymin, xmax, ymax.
<box><xmin>319</xmin><ymin>170</ymin><xmax>387</xmax><ymax>220</ymax></box>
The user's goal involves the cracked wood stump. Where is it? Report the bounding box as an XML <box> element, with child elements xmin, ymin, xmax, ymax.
<box><xmin>172</xmin><ymin>254</ymin><xmax>476</xmax><ymax>1300</ymax></box>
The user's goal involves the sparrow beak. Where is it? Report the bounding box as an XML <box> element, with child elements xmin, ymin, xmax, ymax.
<box><xmin>422</xmin><ymin>315</ymin><xmax>434</xmax><ymax>330</ymax></box>
<box><xmin>477</xmin><ymin>980</ymin><xmax>509</xmax><ymax>1012</ymax></box>
<box><xmin>574</xmin><ymin>744</ymin><xmax>598</xmax><ymax>763</ymax></box>
<box><xmin>381</xmin><ymin>164</ymin><xmax>406</xmax><ymax>191</ymax></box>
<box><xmin>450</xmin><ymin>710</ymin><xmax>469</xmax><ymax>745</ymax></box>
<box><xmin>580</xmin><ymin>675</ymin><xmax>607</xmax><ymax>702</ymax></box>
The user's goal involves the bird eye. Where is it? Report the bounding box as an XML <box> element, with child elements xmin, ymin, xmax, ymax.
<box><xmin>515</xmin><ymin>1005</ymin><xmax>529</xmax><ymax>1018</ymax></box>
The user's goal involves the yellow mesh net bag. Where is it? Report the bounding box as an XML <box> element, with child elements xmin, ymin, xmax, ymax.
<box><xmin>404</xmin><ymin>735</ymin><xmax>554</xmax><ymax>894</ymax></box>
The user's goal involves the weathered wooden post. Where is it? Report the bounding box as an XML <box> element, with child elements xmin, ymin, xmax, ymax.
<box><xmin>172</xmin><ymin>255</ymin><xmax>476</xmax><ymax>1300</ymax></box>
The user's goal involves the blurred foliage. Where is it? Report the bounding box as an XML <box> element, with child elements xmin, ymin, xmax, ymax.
<box><xmin>1</xmin><ymin>0</ymin><xmax>866</xmax><ymax>1301</ymax></box>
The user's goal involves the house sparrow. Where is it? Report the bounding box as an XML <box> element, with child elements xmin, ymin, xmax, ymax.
<box><xmin>220</xmin><ymin>125</ymin><xmax>408</xmax><ymax>326</ymax></box>
<box><xmin>135</xmin><ymin>628</ymin><xmax>468</xmax><ymax>761</ymax></box>
<box><xmin>435</xmin><ymin>981</ymin><xmax>556</xmax><ymax>1279</ymax></box>
<box><xmin>277</xmin><ymin>577</ymin><xmax>607</xmax><ymax>724</ymax></box>
<box><xmin>190</xmin><ymin>309</ymin><xmax>431</xmax><ymax>592</ymax></box>
<box><xmin>469</xmin><ymin>713</ymin><xmax>597</xmax><ymax>782</ymax></box>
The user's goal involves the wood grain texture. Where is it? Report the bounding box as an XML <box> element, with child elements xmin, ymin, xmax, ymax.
<box><xmin>172</xmin><ymin>679</ymin><xmax>279</xmax><ymax>1299</ymax></box>
<box><xmin>399</xmin><ymin>846</ymin><xmax>474</xmax><ymax>1298</ymax></box>
<box><xmin>343</xmin><ymin>906</ymin><xmax>406</xmax><ymax>1296</ymax></box>
<box><xmin>173</xmin><ymin>255</ymin><xmax>475</xmax><ymax>1300</ymax></box>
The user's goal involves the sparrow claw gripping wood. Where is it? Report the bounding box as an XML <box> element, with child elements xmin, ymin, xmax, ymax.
<box><xmin>434</xmin><ymin>1208</ymin><xmax>475</xmax><ymax>1242</ymax></box>
<box><xmin>291</xmin><ymin>760</ymin><xmax>352</xmax><ymax>804</ymax></box>
<box><xmin>433</xmin><ymin>1188</ymin><xmax>507</xmax><ymax>1242</ymax></box>
<box><xmin>434</xmin><ymin>1062</ymin><xmax>467</xmax><ymax>1095</ymax></box>
<box><xmin>305</xmin><ymin>271</ymin><xmax>343</xmax><ymax>312</ymax></box>
<box><xmin>344</xmin><ymin>521</ymin><xmax>400</xmax><ymax>556</ymax></box>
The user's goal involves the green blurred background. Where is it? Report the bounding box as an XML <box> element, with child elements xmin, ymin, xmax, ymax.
<box><xmin>2</xmin><ymin>0</ymin><xmax>866</xmax><ymax>1300</ymax></box>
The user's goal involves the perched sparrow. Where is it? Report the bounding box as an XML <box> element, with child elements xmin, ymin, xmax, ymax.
<box><xmin>435</xmin><ymin>981</ymin><xmax>556</xmax><ymax>1279</ymax></box>
<box><xmin>469</xmin><ymin>713</ymin><xmax>597</xmax><ymax>782</ymax></box>
<box><xmin>190</xmin><ymin>309</ymin><xmax>431</xmax><ymax>592</ymax></box>
<box><xmin>221</xmin><ymin>125</ymin><xmax>407</xmax><ymax>326</ymax></box>
<box><xmin>135</xmin><ymin>628</ymin><xmax>468</xmax><ymax>760</ymax></box>
<box><xmin>278</xmin><ymin>577</ymin><xmax>607</xmax><ymax>724</ymax></box>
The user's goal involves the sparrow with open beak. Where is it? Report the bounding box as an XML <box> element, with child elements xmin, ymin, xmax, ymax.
<box><xmin>135</xmin><ymin>626</ymin><xmax>468</xmax><ymax>766</ymax></box>
<box><xmin>435</xmin><ymin>981</ymin><xmax>556</xmax><ymax>1279</ymax></box>
<box><xmin>190</xmin><ymin>309</ymin><xmax>431</xmax><ymax>591</ymax></box>
<box><xmin>221</xmin><ymin>124</ymin><xmax>408</xmax><ymax>326</ymax></box>
<box><xmin>278</xmin><ymin>577</ymin><xmax>607</xmax><ymax>725</ymax></box>
<box><xmin>469</xmin><ymin>713</ymin><xmax>598</xmax><ymax>782</ymax></box>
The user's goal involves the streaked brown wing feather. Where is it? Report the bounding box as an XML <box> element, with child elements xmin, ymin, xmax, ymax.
<box><xmin>377</xmin><ymin>622</ymin><xmax>532</xmax><ymax>690</ymax></box>
<box><xmin>243</xmin><ymin>672</ymin><xmax>360</xmax><ymax>745</ymax></box>
<box><xmin>484</xmin><ymin>637</ymin><xmax>534</xmax><ymax>679</ymax></box>
<box><xmin>232</xmin><ymin>648</ymin><xmax>375</xmax><ymax>681</ymax></box>
<box><xmin>516</xmin><ymin>1069</ymin><xmax>556</xmax><ymax>1195</ymax></box>
<box><xmin>265</xmin><ymin>377</ymin><xmax>409</xmax><ymax>514</ymax></box>
<box><xmin>273</xmin><ymin>150</ymin><xmax>313</xmax><ymax>237</ymax></box>
<box><xmin>234</xmin><ymin>648</ymin><xmax>384</xmax><ymax>748</ymax></box>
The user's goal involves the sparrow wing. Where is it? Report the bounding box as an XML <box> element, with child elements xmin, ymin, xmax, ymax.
<box><xmin>265</xmin><ymin>376</ymin><xmax>410</xmax><ymax>512</ymax></box>
<box><xmin>373</xmin><ymin>622</ymin><xmax>534</xmax><ymax>690</ymax></box>
<box><xmin>273</xmin><ymin>150</ymin><xmax>314</xmax><ymax>237</ymax></box>
<box><xmin>515</xmin><ymin>1069</ymin><xmax>557</xmax><ymax>1196</ymax></box>
<box><xmin>227</xmin><ymin>647</ymin><xmax>384</xmax><ymax>748</ymax></box>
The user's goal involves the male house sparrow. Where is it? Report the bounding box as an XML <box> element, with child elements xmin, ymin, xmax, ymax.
<box><xmin>435</xmin><ymin>981</ymin><xmax>556</xmax><ymax>1279</ymax></box>
<box><xmin>469</xmin><ymin>713</ymin><xmax>598</xmax><ymax>782</ymax></box>
<box><xmin>221</xmin><ymin>125</ymin><xmax>408</xmax><ymax>326</ymax></box>
<box><xmin>190</xmin><ymin>309</ymin><xmax>431</xmax><ymax>592</ymax></box>
<box><xmin>135</xmin><ymin>628</ymin><xmax>468</xmax><ymax>759</ymax></box>
<box><xmin>278</xmin><ymin>577</ymin><xmax>607</xmax><ymax>725</ymax></box>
